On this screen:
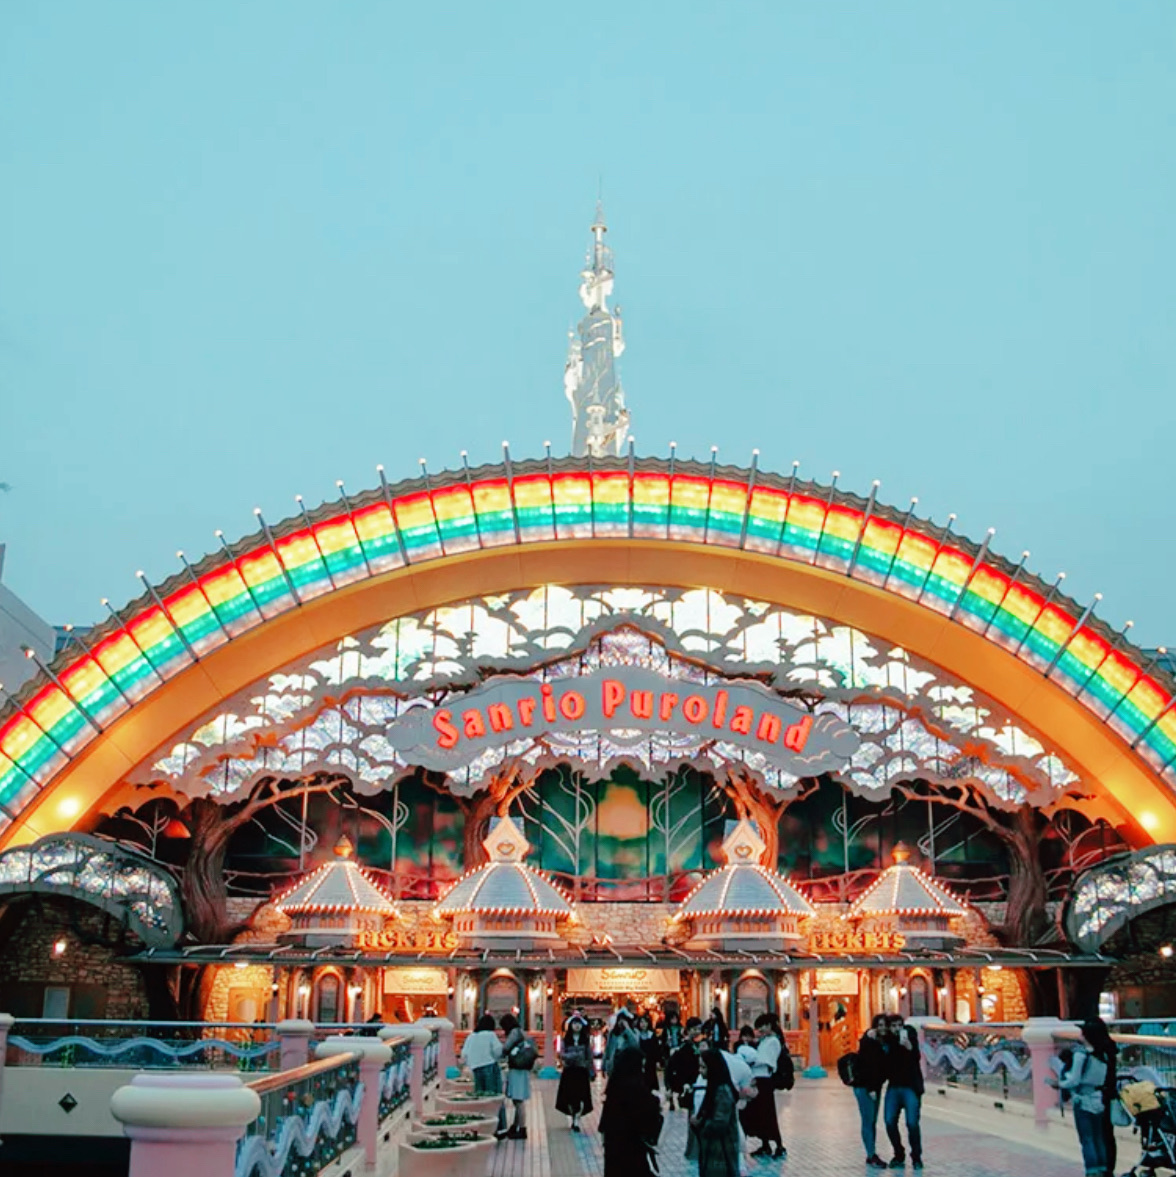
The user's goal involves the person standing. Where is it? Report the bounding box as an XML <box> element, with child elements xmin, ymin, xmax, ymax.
<box><xmin>847</xmin><ymin>1014</ymin><xmax>888</xmax><ymax>1167</ymax></box>
<box><xmin>600</xmin><ymin>1047</ymin><xmax>663</xmax><ymax>1177</ymax></box>
<box><xmin>637</xmin><ymin>1013</ymin><xmax>661</xmax><ymax>1092</ymax></box>
<box><xmin>604</xmin><ymin>1008</ymin><xmax>640</xmax><ymax>1077</ymax></box>
<box><xmin>667</xmin><ymin>1018</ymin><xmax>703</xmax><ymax>1112</ymax></box>
<box><xmin>692</xmin><ymin>1050</ymin><xmax>742</xmax><ymax>1177</ymax></box>
<box><xmin>556</xmin><ymin>1017</ymin><xmax>593</xmax><ymax>1131</ymax></box>
<box><xmin>496</xmin><ymin>1013</ymin><xmax>532</xmax><ymax>1141</ymax></box>
<box><xmin>1083</xmin><ymin>1017</ymin><xmax>1119</xmax><ymax>1176</ymax></box>
<box><xmin>461</xmin><ymin>1013</ymin><xmax>504</xmax><ymax>1096</ymax></box>
<box><xmin>881</xmin><ymin>1014</ymin><xmax>924</xmax><ymax>1170</ymax></box>
<box><xmin>1048</xmin><ymin>1019</ymin><xmax>1115</xmax><ymax>1177</ymax></box>
<box><xmin>742</xmin><ymin>1014</ymin><xmax>786</xmax><ymax>1159</ymax></box>
<box><xmin>707</xmin><ymin>1004</ymin><xmax>730</xmax><ymax>1052</ymax></box>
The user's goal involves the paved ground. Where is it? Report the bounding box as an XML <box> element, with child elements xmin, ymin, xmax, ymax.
<box><xmin>484</xmin><ymin>1077</ymin><xmax>1094</xmax><ymax>1177</ymax></box>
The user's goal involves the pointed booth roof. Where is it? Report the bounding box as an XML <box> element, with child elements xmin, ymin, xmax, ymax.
<box><xmin>434</xmin><ymin>816</ymin><xmax>573</xmax><ymax>919</ymax></box>
<box><xmin>276</xmin><ymin>836</ymin><xmax>397</xmax><ymax>916</ymax></box>
<box><xmin>675</xmin><ymin>821</ymin><xmax>814</xmax><ymax>919</ymax></box>
<box><xmin>848</xmin><ymin>844</ymin><xmax>966</xmax><ymax>919</ymax></box>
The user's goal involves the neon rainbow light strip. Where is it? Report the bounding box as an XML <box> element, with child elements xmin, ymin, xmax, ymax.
<box><xmin>1</xmin><ymin>456</ymin><xmax>1173</xmax><ymax>825</ymax></box>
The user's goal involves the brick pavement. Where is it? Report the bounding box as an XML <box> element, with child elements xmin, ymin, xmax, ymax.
<box><xmin>479</xmin><ymin>1076</ymin><xmax>1095</xmax><ymax>1177</ymax></box>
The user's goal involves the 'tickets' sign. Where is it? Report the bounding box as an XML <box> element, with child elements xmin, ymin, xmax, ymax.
<box><xmin>385</xmin><ymin>666</ymin><xmax>859</xmax><ymax>776</ymax></box>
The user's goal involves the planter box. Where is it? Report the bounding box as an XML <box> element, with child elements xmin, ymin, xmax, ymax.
<box><xmin>399</xmin><ymin>1135</ymin><xmax>493</xmax><ymax>1177</ymax></box>
<box><xmin>437</xmin><ymin>1094</ymin><xmax>503</xmax><ymax>1118</ymax></box>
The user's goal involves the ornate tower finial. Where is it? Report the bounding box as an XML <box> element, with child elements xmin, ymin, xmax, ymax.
<box><xmin>565</xmin><ymin>204</ymin><xmax>631</xmax><ymax>457</ymax></box>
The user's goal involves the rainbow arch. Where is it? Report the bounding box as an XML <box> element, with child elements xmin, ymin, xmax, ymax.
<box><xmin>1</xmin><ymin>455</ymin><xmax>1173</xmax><ymax>841</ymax></box>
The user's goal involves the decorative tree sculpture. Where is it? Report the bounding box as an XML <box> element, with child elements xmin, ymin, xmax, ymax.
<box><xmin>893</xmin><ymin>780</ymin><xmax>1051</xmax><ymax>947</ymax></box>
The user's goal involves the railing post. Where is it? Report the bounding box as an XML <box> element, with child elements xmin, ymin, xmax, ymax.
<box><xmin>1020</xmin><ymin>1017</ymin><xmax>1066</xmax><ymax>1128</ymax></box>
<box><xmin>275</xmin><ymin>1018</ymin><xmax>314</xmax><ymax>1071</ymax></box>
<box><xmin>906</xmin><ymin>1016</ymin><xmax>944</xmax><ymax>1085</ymax></box>
<box><xmin>316</xmin><ymin>1038</ymin><xmax>391</xmax><ymax>1169</ymax></box>
<box><xmin>416</xmin><ymin>1016</ymin><xmax>456</xmax><ymax>1076</ymax></box>
<box><xmin>110</xmin><ymin>1073</ymin><xmax>260</xmax><ymax>1177</ymax></box>
<box><xmin>400</xmin><ymin>1026</ymin><xmax>432</xmax><ymax>1117</ymax></box>
<box><xmin>0</xmin><ymin>1013</ymin><xmax>13</xmax><ymax>1143</ymax></box>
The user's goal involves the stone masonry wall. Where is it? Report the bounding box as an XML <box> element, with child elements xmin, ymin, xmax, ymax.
<box><xmin>0</xmin><ymin>897</ymin><xmax>149</xmax><ymax>1019</ymax></box>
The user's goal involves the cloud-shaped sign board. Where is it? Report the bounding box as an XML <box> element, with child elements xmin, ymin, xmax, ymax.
<box><xmin>386</xmin><ymin>667</ymin><xmax>859</xmax><ymax>776</ymax></box>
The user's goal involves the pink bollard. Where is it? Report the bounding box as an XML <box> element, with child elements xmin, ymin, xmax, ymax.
<box><xmin>110</xmin><ymin>1073</ymin><xmax>260</xmax><ymax>1177</ymax></box>
<box><xmin>1021</xmin><ymin>1017</ymin><xmax>1066</xmax><ymax>1129</ymax></box>
<box><xmin>0</xmin><ymin>1013</ymin><xmax>13</xmax><ymax>1143</ymax></box>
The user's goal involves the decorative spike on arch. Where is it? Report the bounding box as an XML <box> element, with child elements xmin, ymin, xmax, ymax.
<box><xmin>1</xmin><ymin>454</ymin><xmax>1174</xmax><ymax>846</ymax></box>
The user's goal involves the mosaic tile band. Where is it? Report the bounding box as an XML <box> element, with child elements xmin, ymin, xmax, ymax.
<box><xmin>1</xmin><ymin>456</ymin><xmax>1173</xmax><ymax>826</ymax></box>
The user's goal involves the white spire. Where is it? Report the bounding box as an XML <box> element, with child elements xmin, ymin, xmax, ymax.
<box><xmin>565</xmin><ymin>204</ymin><xmax>631</xmax><ymax>457</ymax></box>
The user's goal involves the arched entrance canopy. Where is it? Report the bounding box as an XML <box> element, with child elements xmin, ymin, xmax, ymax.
<box><xmin>1</xmin><ymin>454</ymin><xmax>1174</xmax><ymax>846</ymax></box>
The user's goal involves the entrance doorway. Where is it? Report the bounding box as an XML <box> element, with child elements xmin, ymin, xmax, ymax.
<box><xmin>817</xmin><ymin>995</ymin><xmax>858</xmax><ymax>1067</ymax></box>
<box><xmin>735</xmin><ymin>977</ymin><xmax>770</xmax><ymax>1029</ymax></box>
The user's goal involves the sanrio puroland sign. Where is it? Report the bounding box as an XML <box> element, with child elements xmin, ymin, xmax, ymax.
<box><xmin>384</xmin><ymin>666</ymin><xmax>859</xmax><ymax>774</ymax></box>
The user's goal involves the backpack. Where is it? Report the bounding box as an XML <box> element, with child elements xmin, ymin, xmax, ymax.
<box><xmin>508</xmin><ymin>1035</ymin><xmax>539</xmax><ymax>1070</ymax></box>
<box><xmin>836</xmin><ymin>1051</ymin><xmax>859</xmax><ymax>1088</ymax></box>
<box><xmin>773</xmin><ymin>1042</ymin><xmax>795</xmax><ymax>1091</ymax></box>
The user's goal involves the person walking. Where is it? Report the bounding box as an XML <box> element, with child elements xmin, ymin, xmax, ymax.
<box><xmin>556</xmin><ymin>1017</ymin><xmax>593</xmax><ymax>1131</ymax></box>
<box><xmin>1048</xmin><ymin>1019</ymin><xmax>1116</xmax><ymax>1177</ymax></box>
<box><xmin>599</xmin><ymin>1046</ymin><xmax>663</xmax><ymax>1177</ymax></box>
<box><xmin>881</xmin><ymin>1014</ymin><xmax>924</xmax><ymax>1170</ymax></box>
<box><xmin>848</xmin><ymin>1013</ymin><xmax>888</xmax><ymax>1167</ymax></box>
<box><xmin>707</xmin><ymin>1004</ymin><xmax>730</xmax><ymax>1051</ymax></box>
<box><xmin>637</xmin><ymin>1013</ymin><xmax>661</xmax><ymax>1092</ymax></box>
<box><xmin>742</xmin><ymin>1014</ymin><xmax>786</xmax><ymax>1159</ymax></box>
<box><xmin>667</xmin><ymin>1018</ymin><xmax>703</xmax><ymax>1111</ymax></box>
<box><xmin>692</xmin><ymin>1050</ymin><xmax>742</xmax><ymax>1177</ymax></box>
<box><xmin>603</xmin><ymin>1007</ymin><xmax>640</xmax><ymax>1077</ymax></box>
<box><xmin>461</xmin><ymin>1013</ymin><xmax>503</xmax><ymax>1096</ymax></box>
<box><xmin>495</xmin><ymin>1013</ymin><xmax>533</xmax><ymax>1141</ymax></box>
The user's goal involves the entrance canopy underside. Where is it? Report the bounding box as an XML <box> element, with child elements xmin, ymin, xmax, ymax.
<box><xmin>1</xmin><ymin>454</ymin><xmax>1174</xmax><ymax>847</ymax></box>
<box><xmin>130</xmin><ymin>942</ymin><xmax>1113</xmax><ymax>970</ymax></box>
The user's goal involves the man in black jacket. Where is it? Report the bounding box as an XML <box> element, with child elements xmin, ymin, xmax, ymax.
<box><xmin>881</xmin><ymin>1014</ymin><xmax>924</xmax><ymax>1170</ymax></box>
<box><xmin>852</xmin><ymin>1014</ymin><xmax>889</xmax><ymax>1167</ymax></box>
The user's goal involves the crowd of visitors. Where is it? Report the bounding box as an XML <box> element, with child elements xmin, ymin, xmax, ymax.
<box><xmin>458</xmin><ymin>1002</ymin><xmax>1133</xmax><ymax>1177</ymax></box>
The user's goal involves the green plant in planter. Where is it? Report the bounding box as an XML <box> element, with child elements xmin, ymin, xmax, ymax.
<box><xmin>423</xmin><ymin>1113</ymin><xmax>481</xmax><ymax>1125</ymax></box>
<box><xmin>411</xmin><ymin>1132</ymin><xmax>478</xmax><ymax>1149</ymax></box>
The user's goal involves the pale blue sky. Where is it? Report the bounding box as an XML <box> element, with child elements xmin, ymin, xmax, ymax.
<box><xmin>2</xmin><ymin>3</ymin><xmax>1174</xmax><ymax>643</ymax></box>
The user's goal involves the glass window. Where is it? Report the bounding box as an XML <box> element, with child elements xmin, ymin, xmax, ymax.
<box><xmin>316</xmin><ymin>974</ymin><xmax>341</xmax><ymax>1023</ymax></box>
<box><xmin>42</xmin><ymin>986</ymin><xmax>70</xmax><ymax>1019</ymax></box>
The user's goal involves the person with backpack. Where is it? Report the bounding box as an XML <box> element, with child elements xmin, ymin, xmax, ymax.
<box><xmin>1047</xmin><ymin>1018</ymin><xmax>1116</xmax><ymax>1177</ymax></box>
<box><xmin>461</xmin><ymin>1012</ymin><xmax>504</xmax><ymax>1095</ymax></box>
<box><xmin>741</xmin><ymin>1013</ymin><xmax>787</xmax><ymax>1159</ymax></box>
<box><xmin>692</xmin><ymin>1049</ymin><xmax>742</xmax><ymax>1177</ymax></box>
<box><xmin>839</xmin><ymin>1013</ymin><xmax>888</xmax><ymax>1167</ymax></box>
<box><xmin>494</xmin><ymin>1013</ymin><xmax>536</xmax><ymax>1141</ymax></box>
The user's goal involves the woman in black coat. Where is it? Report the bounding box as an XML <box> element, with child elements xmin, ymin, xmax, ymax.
<box><xmin>556</xmin><ymin>1018</ymin><xmax>594</xmax><ymax>1130</ymax></box>
<box><xmin>599</xmin><ymin>1047</ymin><xmax>663</xmax><ymax>1177</ymax></box>
<box><xmin>636</xmin><ymin>1013</ymin><xmax>661</xmax><ymax>1092</ymax></box>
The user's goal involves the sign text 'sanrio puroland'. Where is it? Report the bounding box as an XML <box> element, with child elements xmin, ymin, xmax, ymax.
<box><xmin>385</xmin><ymin>667</ymin><xmax>859</xmax><ymax>776</ymax></box>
